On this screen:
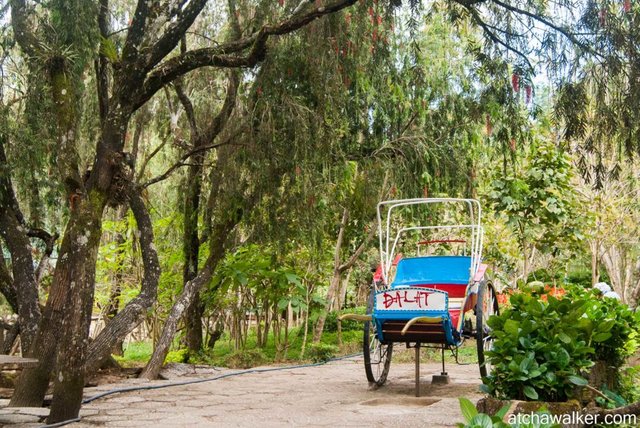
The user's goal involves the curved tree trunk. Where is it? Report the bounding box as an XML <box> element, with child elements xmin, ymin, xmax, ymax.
<box><xmin>0</xmin><ymin>136</ymin><xmax>40</xmax><ymax>351</ymax></box>
<box><xmin>83</xmin><ymin>187</ymin><xmax>160</xmax><ymax>375</ymax></box>
<box><xmin>141</xmin><ymin>213</ymin><xmax>240</xmax><ymax>380</ymax></box>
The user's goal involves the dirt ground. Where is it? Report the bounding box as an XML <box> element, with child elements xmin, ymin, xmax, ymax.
<box><xmin>0</xmin><ymin>354</ymin><xmax>483</xmax><ymax>427</ymax></box>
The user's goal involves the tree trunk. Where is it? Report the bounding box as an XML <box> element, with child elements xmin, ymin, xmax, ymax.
<box><xmin>83</xmin><ymin>187</ymin><xmax>159</xmax><ymax>374</ymax></box>
<box><xmin>10</xmin><ymin>195</ymin><xmax>104</xmax><ymax>412</ymax></box>
<box><xmin>176</xmin><ymin>69</ymin><xmax>239</xmax><ymax>353</ymax></box>
<box><xmin>313</xmin><ymin>270</ymin><xmax>342</xmax><ymax>343</ymax></box>
<box><xmin>141</xmin><ymin>214</ymin><xmax>239</xmax><ymax>380</ymax></box>
<box><xmin>591</xmin><ymin>240</ymin><xmax>600</xmax><ymax>285</ymax></box>
<box><xmin>141</xmin><ymin>268</ymin><xmax>213</xmax><ymax>379</ymax></box>
<box><xmin>184</xmin><ymin>297</ymin><xmax>205</xmax><ymax>351</ymax></box>
<box><xmin>1</xmin><ymin>323</ymin><xmax>19</xmax><ymax>355</ymax></box>
<box><xmin>102</xmin><ymin>116</ymin><xmax>144</xmax><ymax>356</ymax></box>
<box><xmin>182</xmin><ymin>147</ymin><xmax>205</xmax><ymax>352</ymax></box>
<box><xmin>104</xmin><ymin>206</ymin><xmax>128</xmax><ymax>356</ymax></box>
<box><xmin>313</xmin><ymin>209</ymin><xmax>375</xmax><ymax>343</ymax></box>
<box><xmin>0</xmin><ymin>136</ymin><xmax>40</xmax><ymax>351</ymax></box>
<box><xmin>0</xmin><ymin>209</ymin><xmax>40</xmax><ymax>352</ymax></box>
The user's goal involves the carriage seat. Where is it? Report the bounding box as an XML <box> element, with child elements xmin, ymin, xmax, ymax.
<box><xmin>391</xmin><ymin>256</ymin><xmax>471</xmax><ymax>328</ymax></box>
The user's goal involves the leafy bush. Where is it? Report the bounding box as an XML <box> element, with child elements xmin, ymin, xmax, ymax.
<box><xmin>564</xmin><ymin>286</ymin><xmax>640</xmax><ymax>369</ymax></box>
<box><xmin>165</xmin><ymin>348</ymin><xmax>190</xmax><ymax>363</ymax></box>
<box><xmin>484</xmin><ymin>284</ymin><xmax>640</xmax><ymax>403</ymax></box>
<box><xmin>222</xmin><ymin>349</ymin><xmax>268</xmax><ymax>369</ymax></box>
<box><xmin>307</xmin><ymin>343</ymin><xmax>339</xmax><ymax>363</ymax></box>
<box><xmin>484</xmin><ymin>289</ymin><xmax>596</xmax><ymax>401</ymax></box>
<box><xmin>323</xmin><ymin>306</ymin><xmax>367</xmax><ymax>333</ymax></box>
<box><xmin>457</xmin><ymin>398</ymin><xmax>559</xmax><ymax>428</ymax></box>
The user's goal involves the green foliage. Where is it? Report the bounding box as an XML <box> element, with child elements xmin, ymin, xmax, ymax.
<box><xmin>323</xmin><ymin>306</ymin><xmax>367</xmax><ymax>333</ymax></box>
<box><xmin>222</xmin><ymin>349</ymin><xmax>268</xmax><ymax>369</ymax></box>
<box><xmin>112</xmin><ymin>342</ymin><xmax>153</xmax><ymax>367</ymax></box>
<box><xmin>306</xmin><ymin>343</ymin><xmax>339</xmax><ymax>363</ymax></box>
<box><xmin>616</xmin><ymin>366</ymin><xmax>640</xmax><ymax>406</ymax></box>
<box><xmin>484</xmin><ymin>289</ymin><xmax>595</xmax><ymax>401</ymax></box>
<box><xmin>457</xmin><ymin>397</ymin><xmax>561</xmax><ymax>428</ymax></box>
<box><xmin>484</xmin><ymin>285</ymin><xmax>640</xmax><ymax>402</ymax></box>
<box><xmin>488</xmin><ymin>139</ymin><xmax>581</xmax><ymax>255</ymax></box>
<box><xmin>165</xmin><ymin>349</ymin><xmax>190</xmax><ymax>364</ymax></box>
<box><xmin>457</xmin><ymin>397</ymin><xmax>510</xmax><ymax>428</ymax></box>
<box><xmin>564</xmin><ymin>287</ymin><xmax>640</xmax><ymax>369</ymax></box>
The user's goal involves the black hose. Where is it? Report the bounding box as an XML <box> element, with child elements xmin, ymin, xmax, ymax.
<box><xmin>38</xmin><ymin>353</ymin><xmax>363</xmax><ymax>428</ymax></box>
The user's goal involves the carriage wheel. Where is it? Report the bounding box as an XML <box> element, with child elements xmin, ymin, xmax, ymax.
<box><xmin>476</xmin><ymin>281</ymin><xmax>499</xmax><ymax>378</ymax></box>
<box><xmin>363</xmin><ymin>288</ymin><xmax>393</xmax><ymax>387</ymax></box>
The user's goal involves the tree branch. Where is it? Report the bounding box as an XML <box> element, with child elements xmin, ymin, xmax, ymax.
<box><xmin>0</xmin><ymin>242</ymin><xmax>18</xmax><ymax>313</ymax></box>
<box><xmin>135</xmin><ymin>0</ymin><xmax>358</xmax><ymax>110</ymax></box>
<box><xmin>202</xmin><ymin>71</ymin><xmax>240</xmax><ymax>144</ymax></box>
<box><xmin>334</xmin><ymin>208</ymin><xmax>349</xmax><ymax>271</ymax></box>
<box><xmin>463</xmin><ymin>5</ymin><xmax>534</xmax><ymax>70</ymax></box>
<box><xmin>338</xmin><ymin>223</ymin><xmax>376</xmax><ymax>273</ymax></box>
<box><xmin>142</xmin><ymin>139</ymin><xmax>234</xmax><ymax>188</ymax></box>
<box><xmin>96</xmin><ymin>0</ymin><xmax>110</xmax><ymax>124</ymax></box>
<box><xmin>174</xmin><ymin>80</ymin><xmax>198</xmax><ymax>138</ymax></box>
<box><xmin>121</xmin><ymin>0</ymin><xmax>152</xmax><ymax>64</ymax></box>
<box><xmin>143</xmin><ymin>0</ymin><xmax>208</xmax><ymax>72</ymax></box>
<box><xmin>27</xmin><ymin>228</ymin><xmax>58</xmax><ymax>284</ymax></box>
<box><xmin>486</xmin><ymin>0</ymin><xmax>600</xmax><ymax>58</ymax></box>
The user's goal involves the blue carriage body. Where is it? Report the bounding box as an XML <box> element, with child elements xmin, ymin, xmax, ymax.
<box><xmin>373</xmin><ymin>255</ymin><xmax>473</xmax><ymax>346</ymax></box>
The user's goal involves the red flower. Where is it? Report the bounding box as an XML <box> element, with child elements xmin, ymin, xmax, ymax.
<box><xmin>599</xmin><ymin>8</ymin><xmax>607</xmax><ymax>26</ymax></box>
<box><xmin>525</xmin><ymin>85</ymin><xmax>532</xmax><ymax>104</ymax></box>
<box><xmin>511</xmin><ymin>73</ymin><xmax>520</xmax><ymax>92</ymax></box>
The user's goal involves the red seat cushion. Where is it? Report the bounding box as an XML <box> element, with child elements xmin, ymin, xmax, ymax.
<box><xmin>411</xmin><ymin>283</ymin><xmax>467</xmax><ymax>298</ymax></box>
<box><xmin>411</xmin><ymin>283</ymin><xmax>467</xmax><ymax>328</ymax></box>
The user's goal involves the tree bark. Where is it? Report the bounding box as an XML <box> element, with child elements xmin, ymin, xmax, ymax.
<box><xmin>10</xmin><ymin>194</ymin><xmax>104</xmax><ymax>410</ymax></box>
<box><xmin>141</xmin><ymin>214</ymin><xmax>240</xmax><ymax>380</ymax></box>
<box><xmin>181</xmin><ymin>117</ymin><xmax>206</xmax><ymax>352</ymax></box>
<box><xmin>0</xmin><ymin>132</ymin><xmax>40</xmax><ymax>351</ymax></box>
<box><xmin>104</xmin><ymin>207</ymin><xmax>128</xmax><ymax>356</ymax></box>
<box><xmin>83</xmin><ymin>186</ymin><xmax>160</xmax><ymax>374</ymax></box>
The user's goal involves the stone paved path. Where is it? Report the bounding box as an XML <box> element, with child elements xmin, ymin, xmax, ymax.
<box><xmin>1</xmin><ymin>355</ymin><xmax>483</xmax><ymax>427</ymax></box>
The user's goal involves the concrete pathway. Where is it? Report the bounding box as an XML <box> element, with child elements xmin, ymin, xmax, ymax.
<box><xmin>1</xmin><ymin>355</ymin><xmax>483</xmax><ymax>427</ymax></box>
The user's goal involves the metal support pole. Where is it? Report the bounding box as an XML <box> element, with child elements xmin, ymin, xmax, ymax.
<box><xmin>415</xmin><ymin>343</ymin><xmax>420</xmax><ymax>397</ymax></box>
<box><xmin>441</xmin><ymin>345</ymin><xmax>446</xmax><ymax>375</ymax></box>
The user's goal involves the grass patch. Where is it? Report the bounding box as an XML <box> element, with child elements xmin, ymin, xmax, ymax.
<box><xmin>192</xmin><ymin>326</ymin><xmax>364</xmax><ymax>367</ymax></box>
<box><xmin>113</xmin><ymin>341</ymin><xmax>153</xmax><ymax>367</ymax></box>
<box><xmin>112</xmin><ymin>325</ymin><xmax>482</xmax><ymax>371</ymax></box>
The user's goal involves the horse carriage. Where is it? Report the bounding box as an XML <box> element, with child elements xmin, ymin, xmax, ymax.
<box><xmin>341</xmin><ymin>198</ymin><xmax>499</xmax><ymax>395</ymax></box>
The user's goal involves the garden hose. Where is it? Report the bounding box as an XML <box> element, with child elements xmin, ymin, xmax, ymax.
<box><xmin>38</xmin><ymin>352</ymin><xmax>363</xmax><ymax>428</ymax></box>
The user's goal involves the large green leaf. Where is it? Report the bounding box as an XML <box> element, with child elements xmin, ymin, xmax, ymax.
<box><xmin>567</xmin><ymin>375</ymin><xmax>588</xmax><ymax>386</ymax></box>
<box><xmin>592</xmin><ymin>332</ymin><xmax>612</xmax><ymax>342</ymax></box>
<box><xmin>458</xmin><ymin>397</ymin><xmax>478</xmax><ymax>422</ymax></box>
<box><xmin>523</xmin><ymin>386</ymin><xmax>539</xmax><ymax>400</ymax></box>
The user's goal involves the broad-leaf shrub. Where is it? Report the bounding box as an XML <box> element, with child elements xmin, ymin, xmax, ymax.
<box><xmin>484</xmin><ymin>286</ymin><xmax>640</xmax><ymax>402</ymax></box>
<box><xmin>483</xmin><ymin>291</ymin><xmax>594</xmax><ymax>401</ymax></box>
<box><xmin>564</xmin><ymin>286</ymin><xmax>640</xmax><ymax>370</ymax></box>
